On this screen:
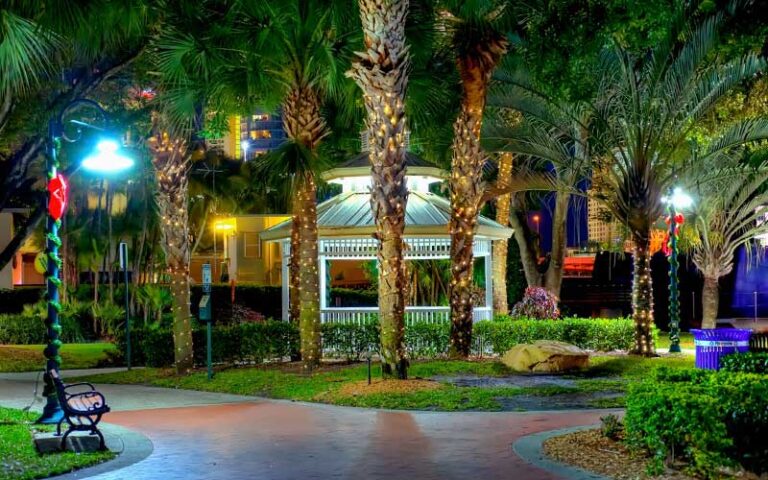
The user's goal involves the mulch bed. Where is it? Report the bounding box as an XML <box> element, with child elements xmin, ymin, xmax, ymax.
<box><xmin>336</xmin><ymin>379</ymin><xmax>442</xmax><ymax>397</ymax></box>
<box><xmin>543</xmin><ymin>429</ymin><xmax>694</xmax><ymax>480</ymax></box>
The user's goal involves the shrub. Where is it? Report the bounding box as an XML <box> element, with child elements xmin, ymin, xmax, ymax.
<box><xmin>329</xmin><ymin>288</ymin><xmax>378</xmax><ymax>307</ymax></box>
<box><xmin>720</xmin><ymin>352</ymin><xmax>768</xmax><ymax>374</ymax></box>
<box><xmin>625</xmin><ymin>369</ymin><xmax>768</xmax><ymax>476</ymax></box>
<box><xmin>0</xmin><ymin>302</ymin><xmax>84</xmax><ymax>344</ymax></box>
<box><xmin>475</xmin><ymin>317</ymin><xmax>642</xmax><ymax>352</ymax></box>
<box><xmin>511</xmin><ymin>287</ymin><xmax>559</xmax><ymax>319</ymax></box>
<box><xmin>117</xmin><ymin>320</ymin><xmax>300</xmax><ymax>367</ymax></box>
<box><xmin>0</xmin><ymin>287</ymin><xmax>44</xmax><ymax>314</ymax></box>
<box><xmin>600</xmin><ymin>414</ymin><xmax>622</xmax><ymax>440</ymax></box>
<box><xmin>190</xmin><ymin>284</ymin><xmax>281</xmax><ymax>324</ymax></box>
<box><xmin>321</xmin><ymin>323</ymin><xmax>378</xmax><ymax>360</ymax></box>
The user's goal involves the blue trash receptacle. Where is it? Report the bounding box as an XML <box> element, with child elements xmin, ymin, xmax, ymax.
<box><xmin>691</xmin><ymin>328</ymin><xmax>751</xmax><ymax>370</ymax></box>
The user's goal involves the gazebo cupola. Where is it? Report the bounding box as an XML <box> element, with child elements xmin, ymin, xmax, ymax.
<box><xmin>261</xmin><ymin>139</ymin><xmax>513</xmax><ymax>324</ymax></box>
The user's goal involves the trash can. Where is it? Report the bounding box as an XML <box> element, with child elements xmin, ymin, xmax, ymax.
<box><xmin>691</xmin><ymin>328</ymin><xmax>752</xmax><ymax>370</ymax></box>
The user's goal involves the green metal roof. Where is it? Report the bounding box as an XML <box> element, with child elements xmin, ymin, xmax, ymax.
<box><xmin>261</xmin><ymin>191</ymin><xmax>513</xmax><ymax>241</ymax></box>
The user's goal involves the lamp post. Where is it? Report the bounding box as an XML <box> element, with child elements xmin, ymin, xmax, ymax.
<box><xmin>37</xmin><ymin>99</ymin><xmax>134</xmax><ymax>424</ymax></box>
<box><xmin>662</xmin><ymin>186</ymin><xmax>693</xmax><ymax>354</ymax></box>
<box><xmin>532</xmin><ymin>214</ymin><xmax>540</xmax><ymax>235</ymax></box>
<box><xmin>241</xmin><ymin>140</ymin><xmax>250</xmax><ymax>161</ymax></box>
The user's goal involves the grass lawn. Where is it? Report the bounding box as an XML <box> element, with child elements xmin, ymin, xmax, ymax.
<box><xmin>76</xmin><ymin>354</ymin><xmax>694</xmax><ymax>411</ymax></box>
<box><xmin>0</xmin><ymin>407</ymin><xmax>114</xmax><ymax>480</ymax></box>
<box><xmin>0</xmin><ymin>343</ymin><xmax>116</xmax><ymax>373</ymax></box>
<box><xmin>655</xmin><ymin>331</ymin><xmax>695</xmax><ymax>350</ymax></box>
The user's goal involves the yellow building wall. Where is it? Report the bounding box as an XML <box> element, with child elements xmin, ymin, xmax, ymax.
<box><xmin>230</xmin><ymin>215</ymin><xmax>289</xmax><ymax>285</ymax></box>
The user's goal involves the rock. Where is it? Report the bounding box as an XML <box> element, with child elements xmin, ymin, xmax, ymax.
<box><xmin>34</xmin><ymin>432</ymin><xmax>104</xmax><ymax>453</ymax></box>
<box><xmin>501</xmin><ymin>341</ymin><xmax>589</xmax><ymax>373</ymax></box>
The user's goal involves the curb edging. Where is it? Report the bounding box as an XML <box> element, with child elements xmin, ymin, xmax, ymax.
<box><xmin>49</xmin><ymin>423</ymin><xmax>154</xmax><ymax>479</ymax></box>
<box><xmin>513</xmin><ymin>424</ymin><xmax>610</xmax><ymax>480</ymax></box>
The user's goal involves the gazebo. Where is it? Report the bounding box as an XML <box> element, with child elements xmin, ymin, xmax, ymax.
<box><xmin>260</xmin><ymin>151</ymin><xmax>513</xmax><ymax>324</ymax></box>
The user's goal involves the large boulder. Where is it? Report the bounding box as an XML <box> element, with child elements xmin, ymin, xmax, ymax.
<box><xmin>501</xmin><ymin>340</ymin><xmax>589</xmax><ymax>373</ymax></box>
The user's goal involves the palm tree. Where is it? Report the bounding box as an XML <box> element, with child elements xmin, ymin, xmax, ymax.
<box><xmin>492</xmin><ymin>152</ymin><xmax>513</xmax><ymax>314</ymax></box>
<box><xmin>347</xmin><ymin>0</ymin><xmax>411</xmax><ymax>378</ymax></box>
<box><xmin>148</xmin><ymin>128</ymin><xmax>194</xmax><ymax>374</ymax></box>
<box><xmin>589</xmin><ymin>17</ymin><xmax>768</xmax><ymax>355</ymax></box>
<box><xmin>240</xmin><ymin>0</ymin><xmax>357</xmax><ymax>369</ymax></box>
<box><xmin>436</xmin><ymin>1</ymin><xmax>510</xmax><ymax>358</ymax></box>
<box><xmin>691</xmin><ymin>164</ymin><xmax>768</xmax><ymax>328</ymax></box>
<box><xmin>484</xmin><ymin>71</ymin><xmax>591</xmax><ymax>298</ymax></box>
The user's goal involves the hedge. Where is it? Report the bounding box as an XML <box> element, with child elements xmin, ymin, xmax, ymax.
<box><xmin>475</xmin><ymin>317</ymin><xmax>643</xmax><ymax>352</ymax></box>
<box><xmin>0</xmin><ymin>311</ymin><xmax>84</xmax><ymax>344</ymax></box>
<box><xmin>0</xmin><ymin>287</ymin><xmax>44</xmax><ymax>314</ymax></box>
<box><xmin>113</xmin><ymin>317</ymin><xmax>642</xmax><ymax>367</ymax></box>
<box><xmin>625</xmin><ymin>368</ymin><xmax>768</xmax><ymax>477</ymax></box>
<box><xmin>720</xmin><ymin>352</ymin><xmax>768</xmax><ymax>374</ymax></box>
<box><xmin>190</xmin><ymin>284</ymin><xmax>282</xmax><ymax>323</ymax></box>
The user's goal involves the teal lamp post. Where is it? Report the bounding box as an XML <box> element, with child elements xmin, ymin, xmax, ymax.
<box><xmin>37</xmin><ymin>99</ymin><xmax>134</xmax><ymax>424</ymax></box>
<box><xmin>662</xmin><ymin>186</ymin><xmax>693</xmax><ymax>354</ymax></box>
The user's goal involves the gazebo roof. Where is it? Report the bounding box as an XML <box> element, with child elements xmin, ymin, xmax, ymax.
<box><xmin>321</xmin><ymin>152</ymin><xmax>448</xmax><ymax>182</ymax></box>
<box><xmin>260</xmin><ymin>190</ymin><xmax>513</xmax><ymax>241</ymax></box>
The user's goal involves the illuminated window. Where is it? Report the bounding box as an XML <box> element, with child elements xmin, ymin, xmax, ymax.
<box><xmin>244</xmin><ymin>232</ymin><xmax>262</xmax><ymax>258</ymax></box>
<box><xmin>250</xmin><ymin>130</ymin><xmax>258</xmax><ymax>140</ymax></box>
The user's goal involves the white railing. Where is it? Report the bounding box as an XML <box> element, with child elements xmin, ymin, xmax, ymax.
<box><xmin>320</xmin><ymin>306</ymin><xmax>492</xmax><ymax>325</ymax></box>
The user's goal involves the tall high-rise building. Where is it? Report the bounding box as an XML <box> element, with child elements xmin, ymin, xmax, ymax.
<box><xmin>207</xmin><ymin>111</ymin><xmax>286</xmax><ymax>160</ymax></box>
<box><xmin>587</xmin><ymin>192</ymin><xmax>625</xmax><ymax>248</ymax></box>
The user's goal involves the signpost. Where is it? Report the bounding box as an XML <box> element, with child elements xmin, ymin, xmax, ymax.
<box><xmin>200</xmin><ymin>263</ymin><xmax>213</xmax><ymax>380</ymax></box>
<box><xmin>119</xmin><ymin>242</ymin><xmax>131</xmax><ymax>370</ymax></box>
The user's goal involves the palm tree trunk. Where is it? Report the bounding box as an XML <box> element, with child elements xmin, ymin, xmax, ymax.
<box><xmin>544</xmin><ymin>191</ymin><xmax>570</xmax><ymax>297</ymax></box>
<box><xmin>701</xmin><ymin>275</ymin><xmax>719</xmax><ymax>329</ymax></box>
<box><xmin>289</xmin><ymin>197</ymin><xmax>301</xmax><ymax>323</ymax></box>
<box><xmin>492</xmin><ymin>153</ymin><xmax>513</xmax><ymax>315</ymax></box>
<box><xmin>149</xmin><ymin>132</ymin><xmax>194</xmax><ymax>373</ymax></box>
<box><xmin>448</xmin><ymin>42</ymin><xmax>507</xmax><ymax>358</ymax></box>
<box><xmin>297</xmin><ymin>175</ymin><xmax>321</xmax><ymax>369</ymax></box>
<box><xmin>282</xmin><ymin>84</ymin><xmax>327</xmax><ymax>365</ymax></box>
<box><xmin>630</xmin><ymin>232</ymin><xmax>656</xmax><ymax>356</ymax></box>
<box><xmin>349</xmin><ymin>0</ymin><xmax>411</xmax><ymax>379</ymax></box>
<box><xmin>508</xmin><ymin>197</ymin><xmax>544</xmax><ymax>288</ymax></box>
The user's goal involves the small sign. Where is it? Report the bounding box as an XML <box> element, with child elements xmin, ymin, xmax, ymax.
<box><xmin>200</xmin><ymin>263</ymin><xmax>212</xmax><ymax>323</ymax></box>
<box><xmin>119</xmin><ymin>242</ymin><xmax>128</xmax><ymax>269</ymax></box>
<box><xmin>199</xmin><ymin>295</ymin><xmax>211</xmax><ymax>322</ymax></box>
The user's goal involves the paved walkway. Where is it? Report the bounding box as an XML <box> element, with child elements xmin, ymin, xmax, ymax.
<box><xmin>1</xmin><ymin>370</ymin><xmax>611</xmax><ymax>480</ymax></box>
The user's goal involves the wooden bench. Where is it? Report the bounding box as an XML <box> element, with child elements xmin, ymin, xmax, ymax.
<box><xmin>751</xmin><ymin>332</ymin><xmax>768</xmax><ymax>352</ymax></box>
<box><xmin>50</xmin><ymin>369</ymin><xmax>110</xmax><ymax>450</ymax></box>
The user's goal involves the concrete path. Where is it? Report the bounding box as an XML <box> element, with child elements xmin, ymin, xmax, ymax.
<box><xmin>0</xmin><ymin>369</ymin><xmax>254</xmax><ymax>411</ymax></box>
<box><xmin>1</xmin><ymin>370</ymin><xmax>612</xmax><ymax>480</ymax></box>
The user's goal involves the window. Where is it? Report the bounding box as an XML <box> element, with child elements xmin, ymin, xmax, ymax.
<box><xmin>244</xmin><ymin>232</ymin><xmax>262</xmax><ymax>258</ymax></box>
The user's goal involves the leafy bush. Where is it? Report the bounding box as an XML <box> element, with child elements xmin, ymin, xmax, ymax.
<box><xmin>600</xmin><ymin>414</ymin><xmax>622</xmax><ymax>440</ymax></box>
<box><xmin>625</xmin><ymin>368</ymin><xmax>768</xmax><ymax>476</ymax></box>
<box><xmin>475</xmin><ymin>317</ymin><xmax>642</xmax><ymax>352</ymax></box>
<box><xmin>0</xmin><ymin>287</ymin><xmax>44</xmax><ymax>314</ymax></box>
<box><xmin>117</xmin><ymin>321</ymin><xmax>300</xmax><ymax>367</ymax></box>
<box><xmin>511</xmin><ymin>287</ymin><xmax>559</xmax><ymax>319</ymax></box>
<box><xmin>329</xmin><ymin>288</ymin><xmax>378</xmax><ymax>307</ymax></box>
<box><xmin>0</xmin><ymin>302</ymin><xmax>84</xmax><ymax>344</ymax></box>
<box><xmin>190</xmin><ymin>283</ymin><xmax>281</xmax><ymax>323</ymax></box>
<box><xmin>91</xmin><ymin>301</ymin><xmax>125</xmax><ymax>337</ymax></box>
<box><xmin>321</xmin><ymin>323</ymin><xmax>379</xmax><ymax>360</ymax></box>
<box><xmin>720</xmin><ymin>352</ymin><xmax>768</xmax><ymax>374</ymax></box>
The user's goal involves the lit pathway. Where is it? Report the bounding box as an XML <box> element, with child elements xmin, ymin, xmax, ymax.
<box><xmin>1</xmin><ymin>371</ymin><xmax>610</xmax><ymax>480</ymax></box>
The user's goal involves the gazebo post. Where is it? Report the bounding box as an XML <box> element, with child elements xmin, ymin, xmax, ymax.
<box><xmin>319</xmin><ymin>252</ymin><xmax>327</xmax><ymax>312</ymax></box>
<box><xmin>281</xmin><ymin>241</ymin><xmax>289</xmax><ymax>322</ymax></box>
<box><xmin>484</xmin><ymin>252</ymin><xmax>493</xmax><ymax>320</ymax></box>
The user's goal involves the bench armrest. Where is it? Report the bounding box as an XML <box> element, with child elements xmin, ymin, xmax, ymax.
<box><xmin>63</xmin><ymin>382</ymin><xmax>96</xmax><ymax>392</ymax></box>
<box><xmin>66</xmin><ymin>391</ymin><xmax>108</xmax><ymax>413</ymax></box>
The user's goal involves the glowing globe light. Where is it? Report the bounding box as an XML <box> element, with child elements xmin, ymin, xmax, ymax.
<box><xmin>662</xmin><ymin>187</ymin><xmax>694</xmax><ymax>210</ymax></box>
<box><xmin>82</xmin><ymin>140</ymin><xmax>134</xmax><ymax>173</ymax></box>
